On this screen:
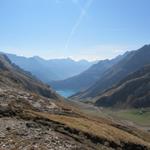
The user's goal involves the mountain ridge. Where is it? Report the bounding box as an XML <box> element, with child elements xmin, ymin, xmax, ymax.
<box><xmin>50</xmin><ymin>52</ymin><xmax>128</xmax><ymax>92</ymax></box>
<box><xmin>4</xmin><ymin>52</ymin><xmax>95</xmax><ymax>82</ymax></box>
<box><xmin>71</xmin><ymin>45</ymin><xmax>150</xmax><ymax>100</ymax></box>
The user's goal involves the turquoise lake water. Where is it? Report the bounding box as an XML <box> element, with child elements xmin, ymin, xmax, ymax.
<box><xmin>56</xmin><ymin>90</ymin><xmax>77</xmax><ymax>98</ymax></box>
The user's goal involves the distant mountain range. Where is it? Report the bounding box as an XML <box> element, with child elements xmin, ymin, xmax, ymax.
<box><xmin>5</xmin><ymin>53</ymin><xmax>95</xmax><ymax>83</ymax></box>
<box><xmin>50</xmin><ymin>53</ymin><xmax>128</xmax><ymax>91</ymax></box>
<box><xmin>71</xmin><ymin>45</ymin><xmax>150</xmax><ymax>103</ymax></box>
<box><xmin>2</xmin><ymin>45</ymin><xmax>150</xmax><ymax>109</ymax></box>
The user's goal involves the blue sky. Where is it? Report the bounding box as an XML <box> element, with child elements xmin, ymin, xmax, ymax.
<box><xmin>0</xmin><ymin>0</ymin><xmax>150</xmax><ymax>60</ymax></box>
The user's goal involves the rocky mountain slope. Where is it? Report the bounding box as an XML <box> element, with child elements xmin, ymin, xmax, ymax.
<box><xmin>72</xmin><ymin>45</ymin><xmax>150</xmax><ymax>100</ymax></box>
<box><xmin>0</xmin><ymin>54</ymin><xmax>150</xmax><ymax>150</ymax></box>
<box><xmin>6</xmin><ymin>53</ymin><xmax>94</xmax><ymax>82</ymax></box>
<box><xmin>94</xmin><ymin>65</ymin><xmax>150</xmax><ymax>108</ymax></box>
<box><xmin>50</xmin><ymin>53</ymin><xmax>127</xmax><ymax>92</ymax></box>
<box><xmin>0</xmin><ymin>54</ymin><xmax>60</xmax><ymax>100</ymax></box>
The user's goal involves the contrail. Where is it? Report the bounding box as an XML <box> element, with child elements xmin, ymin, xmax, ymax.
<box><xmin>71</xmin><ymin>0</ymin><xmax>84</xmax><ymax>11</ymax></box>
<box><xmin>65</xmin><ymin>0</ymin><xmax>93</xmax><ymax>50</ymax></box>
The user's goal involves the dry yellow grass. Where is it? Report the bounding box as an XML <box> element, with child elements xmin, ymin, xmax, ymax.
<box><xmin>28</xmin><ymin>110</ymin><xmax>150</xmax><ymax>148</ymax></box>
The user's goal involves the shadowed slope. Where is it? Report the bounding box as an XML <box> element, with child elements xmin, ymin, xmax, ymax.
<box><xmin>0</xmin><ymin>54</ymin><xmax>60</xmax><ymax>100</ymax></box>
<box><xmin>94</xmin><ymin>65</ymin><xmax>150</xmax><ymax>108</ymax></box>
<box><xmin>72</xmin><ymin>45</ymin><xmax>150</xmax><ymax>100</ymax></box>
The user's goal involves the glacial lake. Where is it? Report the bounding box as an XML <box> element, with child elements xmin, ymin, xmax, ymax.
<box><xmin>56</xmin><ymin>90</ymin><xmax>77</xmax><ymax>98</ymax></box>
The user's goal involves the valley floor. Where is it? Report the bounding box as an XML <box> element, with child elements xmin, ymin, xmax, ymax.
<box><xmin>72</xmin><ymin>101</ymin><xmax>150</xmax><ymax>133</ymax></box>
